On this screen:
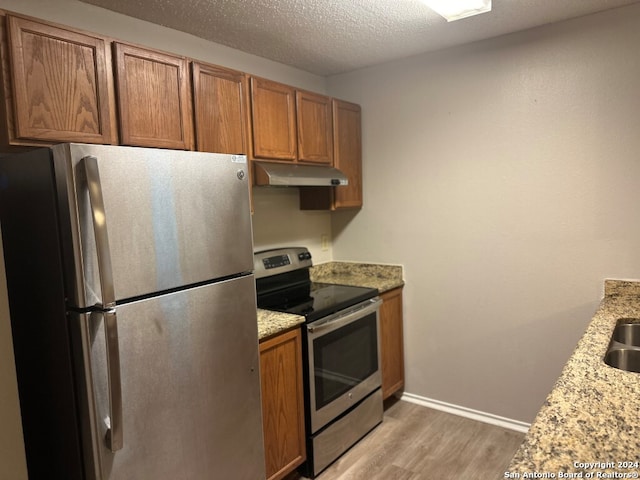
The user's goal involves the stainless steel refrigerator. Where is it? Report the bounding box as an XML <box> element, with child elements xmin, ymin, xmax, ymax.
<box><xmin>0</xmin><ymin>143</ymin><xmax>265</xmax><ymax>479</ymax></box>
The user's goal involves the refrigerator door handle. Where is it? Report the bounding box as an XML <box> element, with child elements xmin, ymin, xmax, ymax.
<box><xmin>83</xmin><ymin>155</ymin><xmax>116</xmax><ymax>309</ymax></box>
<box><xmin>103</xmin><ymin>309</ymin><xmax>123</xmax><ymax>452</ymax></box>
<box><xmin>84</xmin><ymin>156</ymin><xmax>123</xmax><ymax>452</ymax></box>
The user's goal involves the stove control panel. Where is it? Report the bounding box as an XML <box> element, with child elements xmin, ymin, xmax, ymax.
<box><xmin>262</xmin><ymin>254</ymin><xmax>291</xmax><ymax>269</ymax></box>
<box><xmin>298</xmin><ymin>251</ymin><xmax>312</xmax><ymax>261</ymax></box>
<box><xmin>254</xmin><ymin>247</ymin><xmax>313</xmax><ymax>279</ymax></box>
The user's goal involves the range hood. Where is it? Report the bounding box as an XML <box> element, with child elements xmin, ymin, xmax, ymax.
<box><xmin>254</xmin><ymin>161</ymin><xmax>349</xmax><ymax>187</ymax></box>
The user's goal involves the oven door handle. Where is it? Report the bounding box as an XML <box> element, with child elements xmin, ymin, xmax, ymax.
<box><xmin>307</xmin><ymin>297</ymin><xmax>381</xmax><ymax>335</ymax></box>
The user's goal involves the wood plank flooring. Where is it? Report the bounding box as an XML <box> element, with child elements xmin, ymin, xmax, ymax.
<box><xmin>288</xmin><ymin>397</ymin><xmax>525</xmax><ymax>480</ymax></box>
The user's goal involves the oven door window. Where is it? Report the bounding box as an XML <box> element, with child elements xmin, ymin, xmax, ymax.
<box><xmin>313</xmin><ymin>312</ymin><xmax>378</xmax><ymax>410</ymax></box>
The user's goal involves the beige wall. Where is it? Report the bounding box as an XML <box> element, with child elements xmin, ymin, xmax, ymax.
<box><xmin>327</xmin><ymin>4</ymin><xmax>640</xmax><ymax>422</ymax></box>
<box><xmin>252</xmin><ymin>188</ymin><xmax>333</xmax><ymax>263</ymax></box>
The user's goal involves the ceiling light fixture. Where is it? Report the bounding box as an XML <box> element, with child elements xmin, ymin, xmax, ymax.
<box><xmin>422</xmin><ymin>0</ymin><xmax>492</xmax><ymax>22</ymax></box>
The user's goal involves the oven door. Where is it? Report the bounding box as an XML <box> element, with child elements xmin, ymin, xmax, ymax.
<box><xmin>306</xmin><ymin>297</ymin><xmax>382</xmax><ymax>434</ymax></box>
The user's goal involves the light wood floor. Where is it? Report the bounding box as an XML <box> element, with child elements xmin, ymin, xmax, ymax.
<box><xmin>290</xmin><ymin>397</ymin><xmax>525</xmax><ymax>480</ymax></box>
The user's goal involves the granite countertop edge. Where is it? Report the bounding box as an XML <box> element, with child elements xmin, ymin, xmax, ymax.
<box><xmin>507</xmin><ymin>279</ymin><xmax>640</xmax><ymax>475</ymax></box>
<box><xmin>256</xmin><ymin>261</ymin><xmax>404</xmax><ymax>340</ymax></box>
<box><xmin>310</xmin><ymin>261</ymin><xmax>405</xmax><ymax>294</ymax></box>
<box><xmin>257</xmin><ymin>309</ymin><xmax>305</xmax><ymax>341</ymax></box>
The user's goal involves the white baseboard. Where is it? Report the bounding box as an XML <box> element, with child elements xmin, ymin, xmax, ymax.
<box><xmin>398</xmin><ymin>392</ymin><xmax>531</xmax><ymax>434</ymax></box>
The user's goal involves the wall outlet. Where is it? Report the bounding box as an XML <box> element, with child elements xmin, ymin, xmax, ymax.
<box><xmin>320</xmin><ymin>234</ymin><xmax>330</xmax><ymax>251</ymax></box>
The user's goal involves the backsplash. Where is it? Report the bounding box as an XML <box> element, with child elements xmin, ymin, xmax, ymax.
<box><xmin>604</xmin><ymin>279</ymin><xmax>640</xmax><ymax>297</ymax></box>
<box><xmin>251</xmin><ymin>187</ymin><xmax>333</xmax><ymax>264</ymax></box>
<box><xmin>311</xmin><ymin>261</ymin><xmax>404</xmax><ymax>293</ymax></box>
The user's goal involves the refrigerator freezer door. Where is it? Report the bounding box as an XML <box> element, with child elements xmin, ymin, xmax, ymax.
<box><xmin>73</xmin><ymin>275</ymin><xmax>265</xmax><ymax>480</ymax></box>
<box><xmin>52</xmin><ymin>143</ymin><xmax>253</xmax><ymax>308</ymax></box>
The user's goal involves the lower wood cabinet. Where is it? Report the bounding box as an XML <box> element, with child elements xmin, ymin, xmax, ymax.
<box><xmin>380</xmin><ymin>287</ymin><xmax>405</xmax><ymax>400</ymax></box>
<box><xmin>259</xmin><ymin>327</ymin><xmax>306</xmax><ymax>480</ymax></box>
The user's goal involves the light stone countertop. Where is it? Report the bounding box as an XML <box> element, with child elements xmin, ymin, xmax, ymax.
<box><xmin>256</xmin><ymin>261</ymin><xmax>404</xmax><ymax>341</ymax></box>
<box><xmin>506</xmin><ymin>279</ymin><xmax>640</xmax><ymax>478</ymax></box>
<box><xmin>257</xmin><ymin>308</ymin><xmax>305</xmax><ymax>341</ymax></box>
<box><xmin>310</xmin><ymin>261</ymin><xmax>404</xmax><ymax>294</ymax></box>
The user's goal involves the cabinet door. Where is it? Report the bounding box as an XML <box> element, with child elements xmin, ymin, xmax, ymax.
<box><xmin>299</xmin><ymin>99</ymin><xmax>363</xmax><ymax>210</ymax></box>
<box><xmin>250</xmin><ymin>77</ymin><xmax>297</xmax><ymax>161</ymax></box>
<box><xmin>380</xmin><ymin>287</ymin><xmax>404</xmax><ymax>400</ymax></box>
<box><xmin>296</xmin><ymin>90</ymin><xmax>333</xmax><ymax>165</ymax></box>
<box><xmin>192</xmin><ymin>62</ymin><xmax>250</xmax><ymax>154</ymax></box>
<box><xmin>114</xmin><ymin>43</ymin><xmax>192</xmax><ymax>149</ymax></box>
<box><xmin>5</xmin><ymin>15</ymin><xmax>116</xmax><ymax>144</ymax></box>
<box><xmin>260</xmin><ymin>328</ymin><xmax>306</xmax><ymax>480</ymax></box>
<box><xmin>332</xmin><ymin>99</ymin><xmax>362</xmax><ymax>208</ymax></box>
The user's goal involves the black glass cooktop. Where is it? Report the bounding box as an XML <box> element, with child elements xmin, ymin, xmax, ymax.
<box><xmin>258</xmin><ymin>282</ymin><xmax>378</xmax><ymax>323</ymax></box>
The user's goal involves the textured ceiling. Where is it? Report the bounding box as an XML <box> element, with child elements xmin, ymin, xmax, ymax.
<box><xmin>79</xmin><ymin>0</ymin><xmax>640</xmax><ymax>75</ymax></box>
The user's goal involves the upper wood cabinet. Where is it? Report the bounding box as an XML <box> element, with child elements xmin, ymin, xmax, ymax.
<box><xmin>260</xmin><ymin>327</ymin><xmax>306</xmax><ymax>480</ymax></box>
<box><xmin>192</xmin><ymin>61</ymin><xmax>250</xmax><ymax>154</ymax></box>
<box><xmin>249</xmin><ymin>77</ymin><xmax>335</xmax><ymax>167</ymax></box>
<box><xmin>296</xmin><ymin>90</ymin><xmax>332</xmax><ymax>165</ymax></box>
<box><xmin>299</xmin><ymin>99</ymin><xmax>363</xmax><ymax>210</ymax></box>
<box><xmin>114</xmin><ymin>42</ymin><xmax>193</xmax><ymax>150</ymax></box>
<box><xmin>250</xmin><ymin>77</ymin><xmax>297</xmax><ymax>161</ymax></box>
<box><xmin>3</xmin><ymin>14</ymin><xmax>116</xmax><ymax>146</ymax></box>
<box><xmin>332</xmin><ymin>99</ymin><xmax>362</xmax><ymax>208</ymax></box>
<box><xmin>0</xmin><ymin>9</ymin><xmax>364</xmax><ymax>210</ymax></box>
<box><xmin>380</xmin><ymin>287</ymin><xmax>404</xmax><ymax>400</ymax></box>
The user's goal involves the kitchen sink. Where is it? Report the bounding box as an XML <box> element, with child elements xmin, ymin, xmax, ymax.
<box><xmin>604</xmin><ymin>319</ymin><xmax>640</xmax><ymax>373</ymax></box>
<box><xmin>604</xmin><ymin>347</ymin><xmax>640</xmax><ymax>373</ymax></box>
<box><xmin>611</xmin><ymin>319</ymin><xmax>640</xmax><ymax>346</ymax></box>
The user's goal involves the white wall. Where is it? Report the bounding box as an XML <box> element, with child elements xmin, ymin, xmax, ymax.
<box><xmin>327</xmin><ymin>4</ymin><xmax>640</xmax><ymax>422</ymax></box>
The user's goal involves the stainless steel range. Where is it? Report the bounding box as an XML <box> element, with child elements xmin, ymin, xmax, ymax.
<box><xmin>255</xmin><ymin>247</ymin><xmax>383</xmax><ymax>478</ymax></box>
